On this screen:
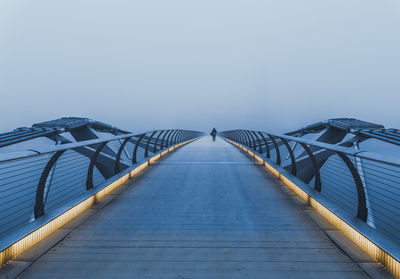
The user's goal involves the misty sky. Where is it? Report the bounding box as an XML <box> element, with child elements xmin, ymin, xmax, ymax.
<box><xmin>1</xmin><ymin>0</ymin><xmax>399</xmax><ymax>133</ymax></box>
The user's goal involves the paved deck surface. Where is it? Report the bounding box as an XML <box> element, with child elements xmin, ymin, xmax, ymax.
<box><xmin>17</xmin><ymin>137</ymin><xmax>369</xmax><ymax>278</ymax></box>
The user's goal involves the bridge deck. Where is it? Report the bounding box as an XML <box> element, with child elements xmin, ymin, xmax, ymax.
<box><xmin>17</xmin><ymin>138</ymin><xmax>369</xmax><ymax>278</ymax></box>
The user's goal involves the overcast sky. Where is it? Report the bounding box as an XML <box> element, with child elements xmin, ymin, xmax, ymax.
<box><xmin>1</xmin><ymin>0</ymin><xmax>399</xmax><ymax>133</ymax></box>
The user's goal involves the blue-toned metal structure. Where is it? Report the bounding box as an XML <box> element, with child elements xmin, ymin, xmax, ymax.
<box><xmin>220</xmin><ymin>118</ymin><xmax>400</xmax><ymax>245</ymax></box>
<box><xmin>0</xmin><ymin>117</ymin><xmax>202</xmax><ymax>238</ymax></box>
<box><xmin>1</xmin><ymin>117</ymin><xmax>400</xmax><ymax>278</ymax></box>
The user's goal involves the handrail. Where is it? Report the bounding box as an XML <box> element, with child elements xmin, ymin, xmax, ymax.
<box><xmin>220</xmin><ymin>129</ymin><xmax>400</xmax><ymax>230</ymax></box>
<box><xmin>0</xmin><ymin>131</ymin><xmax>154</xmax><ymax>163</ymax></box>
<box><xmin>0</xmin><ymin>129</ymin><xmax>203</xmax><ymax>239</ymax></box>
<box><xmin>220</xmin><ymin>129</ymin><xmax>400</xmax><ymax>278</ymax></box>
<box><xmin>268</xmin><ymin>132</ymin><xmax>400</xmax><ymax>167</ymax></box>
<box><xmin>222</xmin><ymin>130</ymin><xmax>400</xmax><ymax>167</ymax></box>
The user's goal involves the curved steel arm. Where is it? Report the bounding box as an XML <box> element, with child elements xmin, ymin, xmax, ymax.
<box><xmin>170</xmin><ymin>130</ymin><xmax>179</xmax><ymax>145</ymax></box>
<box><xmin>179</xmin><ymin>130</ymin><xmax>185</xmax><ymax>143</ymax></box>
<box><xmin>246</xmin><ymin>130</ymin><xmax>257</xmax><ymax>151</ymax></box>
<box><xmin>240</xmin><ymin>130</ymin><xmax>247</xmax><ymax>145</ymax></box>
<box><xmin>168</xmin><ymin>130</ymin><xmax>178</xmax><ymax>146</ymax></box>
<box><xmin>219</xmin><ymin>129</ymin><xmax>369</xmax><ymax>223</ymax></box>
<box><xmin>336</xmin><ymin>152</ymin><xmax>368</xmax><ymax>222</ymax></box>
<box><xmin>258</xmin><ymin>132</ymin><xmax>270</xmax><ymax>158</ymax></box>
<box><xmin>132</xmin><ymin>134</ymin><xmax>146</xmax><ymax>164</ymax></box>
<box><xmin>153</xmin><ymin>130</ymin><xmax>165</xmax><ymax>152</ymax></box>
<box><xmin>34</xmin><ymin>150</ymin><xmax>66</xmax><ymax>219</ymax></box>
<box><xmin>267</xmin><ymin>134</ymin><xmax>281</xmax><ymax>165</ymax></box>
<box><xmin>235</xmin><ymin>130</ymin><xmax>243</xmax><ymax>144</ymax></box>
<box><xmin>299</xmin><ymin>142</ymin><xmax>321</xmax><ymax>192</ymax></box>
<box><xmin>177</xmin><ymin>130</ymin><xmax>184</xmax><ymax>143</ymax></box>
<box><xmin>165</xmin><ymin>129</ymin><xmax>176</xmax><ymax>147</ymax></box>
<box><xmin>175</xmin><ymin>130</ymin><xmax>183</xmax><ymax>143</ymax></box>
<box><xmin>160</xmin><ymin>130</ymin><xmax>171</xmax><ymax>149</ymax></box>
<box><xmin>173</xmin><ymin>130</ymin><xmax>182</xmax><ymax>144</ymax></box>
<box><xmin>239</xmin><ymin>130</ymin><xmax>249</xmax><ymax>146</ymax></box>
<box><xmin>115</xmin><ymin>137</ymin><xmax>131</xmax><ymax>173</ymax></box>
<box><xmin>145</xmin><ymin>131</ymin><xmax>158</xmax><ymax>158</ymax></box>
<box><xmin>175</xmin><ymin>130</ymin><xmax>182</xmax><ymax>144</ymax></box>
<box><xmin>280</xmin><ymin>137</ymin><xmax>296</xmax><ymax>175</ymax></box>
<box><xmin>251</xmin><ymin>131</ymin><xmax>262</xmax><ymax>153</ymax></box>
<box><xmin>86</xmin><ymin>141</ymin><xmax>109</xmax><ymax>190</ymax></box>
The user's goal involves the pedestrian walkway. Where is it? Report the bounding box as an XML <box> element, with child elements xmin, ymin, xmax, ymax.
<box><xmin>16</xmin><ymin>137</ymin><xmax>369</xmax><ymax>278</ymax></box>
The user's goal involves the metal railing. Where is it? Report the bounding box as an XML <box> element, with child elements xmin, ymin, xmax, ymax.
<box><xmin>220</xmin><ymin>129</ymin><xmax>400</xmax><ymax>245</ymax></box>
<box><xmin>0</xmin><ymin>129</ymin><xmax>202</xmax><ymax>238</ymax></box>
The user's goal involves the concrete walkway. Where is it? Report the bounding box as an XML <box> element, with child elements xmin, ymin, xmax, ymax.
<box><xmin>17</xmin><ymin>137</ymin><xmax>369</xmax><ymax>279</ymax></box>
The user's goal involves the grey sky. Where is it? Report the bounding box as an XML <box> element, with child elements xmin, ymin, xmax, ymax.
<box><xmin>1</xmin><ymin>0</ymin><xmax>399</xmax><ymax>133</ymax></box>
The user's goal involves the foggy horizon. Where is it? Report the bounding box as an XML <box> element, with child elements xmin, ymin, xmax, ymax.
<box><xmin>1</xmin><ymin>0</ymin><xmax>399</xmax><ymax>133</ymax></box>
<box><xmin>2</xmin><ymin>2</ymin><xmax>400</xmax><ymax>277</ymax></box>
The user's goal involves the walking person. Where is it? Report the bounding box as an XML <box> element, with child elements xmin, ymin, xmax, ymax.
<box><xmin>210</xmin><ymin>128</ymin><xmax>217</xmax><ymax>141</ymax></box>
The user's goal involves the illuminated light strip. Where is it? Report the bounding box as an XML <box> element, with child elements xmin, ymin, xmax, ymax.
<box><xmin>226</xmin><ymin>139</ymin><xmax>400</xmax><ymax>279</ymax></box>
<box><xmin>0</xmin><ymin>139</ymin><xmax>196</xmax><ymax>268</ymax></box>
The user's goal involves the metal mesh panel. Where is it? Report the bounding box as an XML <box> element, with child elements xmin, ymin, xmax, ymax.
<box><xmin>124</xmin><ymin>141</ymin><xmax>135</xmax><ymax>164</ymax></box>
<box><xmin>220</xmin><ymin>129</ymin><xmax>400</xmax><ymax>245</ymax></box>
<box><xmin>107</xmin><ymin>140</ymin><xmax>121</xmax><ymax>156</ymax></box>
<box><xmin>319</xmin><ymin>155</ymin><xmax>358</xmax><ymax>216</ymax></box>
<box><xmin>93</xmin><ymin>167</ymin><xmax>106</xmax><ymax>187</ymax></box>
<box><xmin>44</xmin><ymin>150</ymin><xmax>90</xmax><ymax>212</ymax></box>
<box><xmin>269</xmin><ymin>143</ymin><xmax>278</xmax><ymax>163</ymax></box>
<box><xmin>277</xmin><ymin>139</ymin><xmax>291</xmax><ymax>167</ymax></box>
<box><xmin>0</xmin><ymin>154</ymin><xmax>51</xmax><ymax>236</ymax></box>
<box><xmin>135</xmin><ymin>145</ymin><xmax>146</xmax><ymax>164</ymax></box>
<box><xmin>0</xmin><ymin>129</ymin><xmax>199</xmax><ymax>239</ymax></box>
<box><xmin>360</xmin><ymin>158</ymin><xmax>400</xmax><ymax>243</ymax></box>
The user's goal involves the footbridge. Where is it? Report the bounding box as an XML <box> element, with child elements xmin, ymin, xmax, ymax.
<box><xmin>0</xmin><ymin>117</ymin><xmax>399</xmax><ymax>278</ymax></box>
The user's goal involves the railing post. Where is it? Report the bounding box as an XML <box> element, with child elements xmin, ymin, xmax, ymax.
<box><xmin>251</xmin><ymin>131</ymin><xmax>262</xmax><ymax>153</ymax></box>
<box><xmin>241</xmin><ymin>130</ymin><xmax>251</xmax><ymax>147</ymax></box>
<box><xmin>258</xmin><ymin>132</ymin><xmax>270</xmax><ymax>158</ymax></box>
<box><xmin>115</xmin><ymin>137</ymin><xmax>131</xmax><ymax>174</ymax></box>
<box><xmin>87</xmin><ymin>141</ymin><xmax>109</xmax><ymax>190</ymax></box>
<box><xmin>168</xmin><ymin>130</ymin><xmax>178</xmax><ymax>146</ymax></box>
<box><xmin>236</xmin><ymin>130</ymin><xmax>244</xmax><ymax>145</ymax></box>
<box><xmin>299</xmin><ymin>142</ymin><xmax>321</xmax><ymax>192</ymax></box>
<box><xmin>176</xmin><ymin>130</ymin><xmax>183</xmax><ymax>143</ymax></box>
<box><xmin>246</xmin><ymin>130</ymin><xmax>257</xmax><ymax>151</ymax></box>
<box><xmin>153</xmin><ymin>130</ymin><xmax>165</xmax><ymax>153</ymax></box>
<box><xmin>245</xmin><ymin>130</ymin><xmax>254</xmax><ymax>149</ymax></box>
<box><xmin>336</xmin><ymin>152</ymin><xmax>368</xmax><ymax>222</ymax></box>
<box><xmin>166</xmin><ymin>129</ymin><xmax>176</xmax><ymax>147</ymax></box>
<box><xmin>132</xmin><ymin>134</ymin><xmax>146</xmax><ymax>164</ymax></box>
<box><xmin>267</xmin><ymin>134</ymin><xmax>281</xmax><ymax>165</ymax></box>
<box><xmin>173</xmin><ymin>130</ymin><xmax>181</xmax><ymax>144</ymax></box>
<box><xmin>34</xmin><ymin>150</ymin><xmax>66</xmax><ymax>219</ymax></box>
<box><xmin>238</xmin><ymin>130</ymin><xmax>246</xmax><ymax>145</ymax></box>
<box><xmin>160</xmin><ymin>129</ymin><xmax>171</xmax><ymax>149</ymax></box>
<box><xmin>280</xmin><ymin>137</ymin><xmax>296</xmax><ymax>175</ymax></box>
<box><xmin>144</xmin><ymin>131</ymin><xmax>157</xmax><ymax>158</ymax></box>
<box><xmin>235</xmin><ymin>130</ymin><xmax>243</xmax><ymax>144</ymax></box>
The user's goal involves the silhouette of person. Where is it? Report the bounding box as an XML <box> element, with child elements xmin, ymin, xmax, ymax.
<box><xmin>210</xmin><ymin>128</ymin><xmax>217</xmax><ymax>141</ymax></box>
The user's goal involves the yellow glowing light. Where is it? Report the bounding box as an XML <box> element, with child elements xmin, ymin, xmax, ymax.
<box><xmin>226</xmin><ymin>139</ymin><xmax>400</xmax><ymax>279</ymax></box>
<box><xmin>0</xmin><ymin>139</ymin><xmax>194</xmax><ymax>268</ymax></box>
